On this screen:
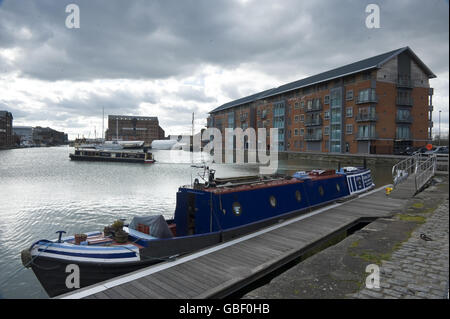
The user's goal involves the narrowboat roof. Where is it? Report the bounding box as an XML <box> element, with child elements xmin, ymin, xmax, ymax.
<box><xmin>75</xmin><ymin>148</ymin><xmax>150</xmax><ymax>154</ymax></box>
<box><xmin>182</xmin><ymin>170</ymin><xmax>344</xmax><ymax>195</ymax></box>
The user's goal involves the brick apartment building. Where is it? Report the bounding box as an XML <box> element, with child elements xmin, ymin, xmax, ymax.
<box><xmin>207</xmin><ymin>47</ymin><xmax>435</xmax><ymax>154</ymax></box>
<box><xmin>106</xmin><ymin>115</ymin><xmax>165</xmax><ymax>145</ymax></box>
<box><xmin>0</xmin><ymin>110</ymin><xmax>14</xmax><ymax>148</ymax></box>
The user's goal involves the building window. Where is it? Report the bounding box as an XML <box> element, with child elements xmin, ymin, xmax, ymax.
<box><xmin>346</xmin><ymin>90</ymin><xmax>353</xmax><ymax>101</ymax></box>
<box><xmin>294</xmin><ymin>115</ymin><xmax>299</xmax><ymax>122</ymax></box>
<box><xmin>361</xmin><ymin>72</ymin><xmax>371</xmax><ymax>80</ymax></box>
<box><xmin>300</xmin><ymin>114</ymin><xmax>305</xmax><ymax>122</ymax></box>
<box><xmin>346</xmin><ymin>124</ymin><xmax>353</xmax><ymax>134</ymax></box>
<box><xmin>300</xmin><ymin>101</ymin><xmax>305</xmax><ymax>109</ymax></box>
<box><xmin>300</xmin><ymin>128</ymin><xmax>304</xmax><ymax>136</ymax></box>
<box><xmin>324</xmin><ymin>95</ymin><xmax>330</xmax><ymax>104</ymax></box>
<box><xmin>324</xmin><ymin>126</ymin><xmax>330</xmax><ymax>136</ymax></box>
<box><xmin>396</xmin><ymin>126</ymin><xmax>411</xmax><ymax>139</ymax></box>
<box><xmin>294</xmin><ymin>128</ymin><xmax>299</xmax><ymax>136</ymax></box>
<box><xmin>324</xmin><ymin>111</ymin><xmax>330</xmax><ymax>120</ymax></box>
<box><xmin>294</xmin><ymin>102</ymin><xmax>299</xmax><ymax>109</ymax></box>
<box><xmin>346</xmin><ymin>107</ymin><xmax>353</xmax><ymax>118</ymax></box>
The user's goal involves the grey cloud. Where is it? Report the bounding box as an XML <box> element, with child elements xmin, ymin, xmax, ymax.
<box><xmin>173</xmin><ymin>86</ymin><xmax>216</xmax><ymax>103</ymax></box>
<box><xmin>0</xmin><ymin>0</ymin><xmax>448</xmax><ymax>82</ymax></box>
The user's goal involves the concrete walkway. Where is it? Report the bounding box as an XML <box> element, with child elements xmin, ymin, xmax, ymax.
<box><xmin>350</xmin><ymin>199</ymin><xmax>449</xmax><ymax>299</ymax></box>
<box><xmin>243</xmin><ymin>177</ymin><xmax>449</xmax><ymax>299</ymax></box>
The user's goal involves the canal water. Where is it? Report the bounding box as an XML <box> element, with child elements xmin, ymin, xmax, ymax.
<box><xmin>0</xmin><ymin>146</ymin><xmax>393</xmax><ymax>298</ymax></box>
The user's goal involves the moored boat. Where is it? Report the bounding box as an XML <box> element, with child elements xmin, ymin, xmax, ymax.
<box><xmin>22</xmin><ymin>166</ymin><xmax>374</xmax><ymax>297</ymax></box>
<box><xmin>69</xmin><ymin>148</ymin><xmax>155</xmax><ymax>164</ymax></box>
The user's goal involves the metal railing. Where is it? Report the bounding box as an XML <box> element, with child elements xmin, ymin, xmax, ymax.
<box><xmin>392</xmin><ymin>153</ymin><xmax>437</xmax><ymax>192</ymax></box>
<box><xmin>414</xmin><ymin>154</ymin><xmax>437</xmax><ymax>191</ymax></box>
<box><xmin>392</xmin><ymin>154</ymin><xmax>419</xmax><ymax>186</ymax></box>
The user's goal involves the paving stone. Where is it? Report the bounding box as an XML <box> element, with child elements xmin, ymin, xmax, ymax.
<box><xmin>353</xmin><ymin>200</ymin><xmax>449</xmax><ymax>300</ymax></box>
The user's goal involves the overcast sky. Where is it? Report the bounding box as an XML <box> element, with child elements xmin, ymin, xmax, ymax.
<box><xmin>0</xmin><ymin>0</ymin><xmax>448</xmax><ymax>139</ymax></box>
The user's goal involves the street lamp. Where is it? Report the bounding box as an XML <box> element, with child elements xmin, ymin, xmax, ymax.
<box><xmin>439</xmin><ymin>110</ymin><xmax>441</xmax><ymax>146</ymax></box>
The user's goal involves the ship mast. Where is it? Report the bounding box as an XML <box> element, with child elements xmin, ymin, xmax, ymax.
<box><xmin>102</xmin><ymin>107</ymin><xmax>104</xmax><ymax>141</ymax></box>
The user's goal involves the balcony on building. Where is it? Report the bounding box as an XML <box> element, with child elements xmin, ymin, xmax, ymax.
<box><xmin>395</xmin><ymin>132</ymin><xmax>412</xmax><ymax>140</ymax></box>
<box><xmin>305</xmin><ymin>100</ymin><xmax>322</xmax><ymax>112</ymax></box>
<box><xmin>273</xmin><ymin>118</ymin><xmax>285</xmax><ymax>129</ymax></box>
<box><xmin>305</xmin><ymin>131</ymin><xmax>322</xmax><ymax>141</ymax></box>
<box><xmin>396</xmin><ymin>96</ymin><xmax>414</xmax><ymax>106</ymax></box>
<box><xmin>356</xmin><ymin>89</ymin><xmax>378</xmax><ymax>104</ymax></box>
<box><xmin>396</xmin><ymin>115</ymin><xmax>413</xmax><ymax>124</ymax></box>
<box><xmin>261</xmin><ymin>110</ymin><xmax>267</xmax><ymax>119</ymax></box>
<box><xmin>304</xmin><ymin>116</ymin><xmax>323</xmax><ymax>127</ymax></box>
<box><xmin>356</xmin><ymin>113</ymin><xmax>377</xmax><ymax>122</ymax></box>
<box><xmin>396</xmin><ymin>75</ymin><xmax>413</xmax><ymax>88</ymax></box>
<box><xmin>356</xmin><ymin>132</ymin><xmax>378</xmax><ymax>140</ymax></box>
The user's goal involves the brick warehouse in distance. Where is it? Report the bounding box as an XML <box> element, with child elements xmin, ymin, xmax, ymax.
<box><xmin>0</xmin><ymin>110</ymin><xmax>14</xmax><ymax>148</ymax></box>
<box><xmin>207</xmin><ymin>47</ymin><xmax>436</xmax><ymax>154</ymax></box>
<box><xmin>105</xmin><ymin>115</ymin><xmax>165</xmax><ymax>146</ymax></box>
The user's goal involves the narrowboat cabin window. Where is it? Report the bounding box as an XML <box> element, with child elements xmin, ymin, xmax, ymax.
<box><xmin>232</xmin><ymin>202</ymin><xmax>242</xmax><ymax>216</ymax></box>
<box><xmin>318</xmin><ymin>186</ymin><xmax>324</xmax><ymax>197</ymax></box>
<box><xmin>269</xmin><ymin>196</ymin><xmax>277</xmax><ymax>207</ymax></box>
<box><xmin>295</xmin><ymin>190</ymin><xmax>302</xmax><ymax>202</ymax></box>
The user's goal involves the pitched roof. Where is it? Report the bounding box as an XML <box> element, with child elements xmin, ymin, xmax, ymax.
<box><xmin>209</xmin><ymin>88</ymin><xmax>277</xmax><ymax>114</ymax></box>
<box><xmin>209</xmin><ymin>47</ymin><xmax>436</xmax><ymax>114</ymax></box>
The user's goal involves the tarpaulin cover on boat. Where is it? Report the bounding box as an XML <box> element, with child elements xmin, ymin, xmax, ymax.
<box><xmin>129</xmin><ymin>215</ymin><xmax>173</xmax><ymax>238</ymax></box>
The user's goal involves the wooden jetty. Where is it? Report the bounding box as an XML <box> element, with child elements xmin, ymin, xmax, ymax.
<box><xmin>59</xmin><ymin>184</ymin><xmax>413</xmax><ymax>299</ymax></box>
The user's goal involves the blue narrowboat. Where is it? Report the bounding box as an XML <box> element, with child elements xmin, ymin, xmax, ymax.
<box><xmin>22</xmin><ymin>166</ymin><xmax>374</xmax><ymax>297</ymax></box>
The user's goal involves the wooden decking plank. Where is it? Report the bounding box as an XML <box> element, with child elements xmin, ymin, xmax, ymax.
<box><xmin>155</xmin><ymin>267</ymin><xmax>207</xmax><ymax>294</ymax></box>
<box><xmin>127</xmin><ymin>279</ymin><xmax>165</xmax><ymax>299</ymax></box>
<box><xmin>248</xmin><ymin>234</ymin><xmax>301</xmax><ymax>252</ymax></box>
<box><xmin>235</xmin><ymin>240</ymin><xmax>287</xmax><ymax>261</ymax></box>
<box><xmin>150</xmin><ymin>271</ymin><xmax>200</xmax><ymax>298</ymax></box>
<box><xmin>139</xmin><ymin>275</ymin><xmax>189</xmax><ymax>298</ymax></box>
<box><xmin>303</xmin><ymin>212</ymin><xmax>356</xmax><ymax>227</ymax></box>
<box><xmin>212</xmin><ymin>244</ymin><xmax>268</xmax><ymax>265</ymax></box>
<box><xmin>176</xmin><ymin>261</ymin><xmax>227</xmax><ymax>286</ymax></box>
<box><xmin>200</xmin><ymin>250</ymin><xmax>255</xmax><ymax>270</ymax></box>
<box><xmin>348</xmin><ymin>199</ymin><xmax>402</xmax><ymax>210</ymax></box>
<box><xmin>273</xmin><ymin>223</ymin><xmax>323</xmax><ymax>241</ymax></box>
<box><xmin>187</xmin><ymin>258</ymin><xmax>234</xmax><ymax>282</ymax></box>
<box><xmin>230</xmin><ymin>241</ymin><xmax>279</xmax><ymax>263</ymax></box>
<box><xmin>259</xmin><ymin>232</ymin><xmax>305</xmax><ymax>248</ymax></box>
<box><xmin>103</xmin><ymin>286</ymin><xmax>130</xmax><ymax>299</ymax></box>
<box><xmin>136</xmin><ymin>276</ymin><xmax>179</xmax><ymax>298</ymax></box>
<box><xmin>119</xmin><ymin>282</ymin><xmax>153</xmax><ymax>299</ymax></box>
<box><xmin>111</xmin><ymin>284</ymin><xmax>142</xmax><ymax>299</ymax></box>
<box><xmin>164</xmin><ymin>265</ymin><xmax>212</xmax><ymax>291</ymax></box>
<box><xmin>211</xmin><ymin>247</ymin><xmax>266</xmax><ymax>268</ymax></box>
